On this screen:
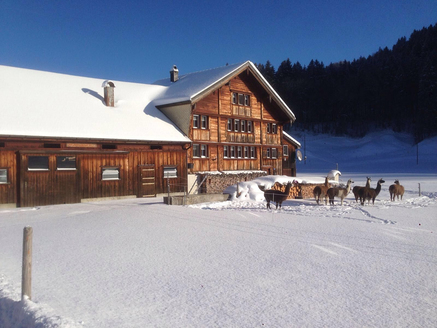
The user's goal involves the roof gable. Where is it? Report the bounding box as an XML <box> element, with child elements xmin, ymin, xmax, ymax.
<box><xmin>154</xmin><ymin>61</ymin><xmax>296</xmax><ymax>122</ymax></box>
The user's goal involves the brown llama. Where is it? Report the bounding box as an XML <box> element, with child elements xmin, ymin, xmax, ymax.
<box><xmin>327</xmin><ymin>179</ymin><xmax>354</xmax><ymax>206</ymax></box>
<box><xmin>359</xmin><ymin>178</ymin><xmax>385</xmax><ymax>205</ymax></box>
<box><xmin>389</xmin><ymin>180</ymin><xmax>405</xmax><ymax>201</ymax></box>
<box><xmin>313</xmin><ymin>177</ymin><xmax>329</xmax><ymax>205</ymax></box>
<box><xmin>264</xmin><ymin>181</ymin><xmax>293</xmax><ymax>210</ymax></box>
<box><xmin>352</xmin><ymin>177</ymin><xmax>371</xmax><ymax>202</ymax></box>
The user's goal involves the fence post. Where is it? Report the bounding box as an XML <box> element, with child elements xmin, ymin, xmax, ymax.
<box><xmin>22</xmin><ymin>226</ymin><xmax>33</xmax><ymax>301</ymax></box>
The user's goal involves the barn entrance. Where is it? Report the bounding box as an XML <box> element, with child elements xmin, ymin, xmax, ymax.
<box><xmin>19</xmin><ymin>152</ymin><xmax>80</xmax><ymax>207</ymax></box>
<box><xmin>138</xmin><ymin>164</ymin><xmax>156</xmax><ymax>197</ymax></box>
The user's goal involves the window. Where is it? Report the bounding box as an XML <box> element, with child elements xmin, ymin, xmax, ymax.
<box><xmin>201</xmin><ymin>145</ymin><xmax>208</xmax><ymax>158</ymax></box>
<box><xmin>193</xmin><ymin>115</ymin><xmax>199</xmax><ymax>129</ymax></box>
<box><xmin>272</xmin><ymin>148</ymin><xmax>277</xmax><ymax>159</ymax></box>
<box><xmin>244</xmin><ymin>95</ymin><xmax>250</xmax><ymax>106</ymax></box>
<box><xmin>247</xmin><ymin>121</ymin><xmax>253</xmax><ymax>133</ymax></box>
<box><xmin>241</xmin><ymin>120</ymin><xmax>246</xmax><ymax>132</ymax></box>
<box><xmin>44</xmin><ymin>143</ymin><xmax>61</xmax><ymax>148</ymax></box>
<box><xmin>230</xmin><ymin>146</ymin><xmax>235</xmax><ymax>158</ymax></box>
<box><xmin>232</xmin><ymin>93</ymin><xmax>237</xmax><ymax>104</ymax></box>
<box><xmin>56</xmin><ymin>156</ymin><xmax>76</xmax><ymax>170</ymax></box>
<box><xmin>227</xmin><ymin>119</ymin><xmax>232</xmax><ymax>131</ymax></box>
<box><xmin>28</xmin><ymin>156</ymin><xmax>49</xmax><ymax>171</ymax></box>
<box><xmin>193</xmin><ymin>144</ymin><xmax>208</xmax><ymax>158</ymax></box>
<box><xmin>102</xmin><ymin>144</ymin><xmax>117</xmax><ymax>149</ymax></box>
<box><xmin>238</xmin><ymin>93</ymin><xmax>244</xmax><ymax>105</ymax></box>
<box><xmin>201</xmin><ymin>115</ymin><xmax>208</xmax><ymax>129</ymax></box>
<box><xmin>244</xmin><ymin>146</ymin><xmax>249</xmax><ymax>158</ymax></box>
<box><xmin>266</xmin><ymin>148</ymin><xmax>271</xmax><ymax>158</ymax></box>
<box><xmin>266</xmin><ymin>123</ymin><xmax>278</xmax><ymax>134</ymax></box>
<box><xmin>193</xmin><ymin>144</ymin><xmax>200</xmax><ymax>157</ymax></box>
<box><xmin>237</xmin><ymin>146</ymin><xmax>242</xmax><ymax>158</ymax></box>
<box><xmin>283</xmin><ymin>145</ymin><xmax>289</xmax><ymax>157</ymax></box>
<box><xmin>250</xmin><ymin>147</ymin><xmax>256</xmax><ymax>158</ymax></box>
<box><xmin>224</xmin><ymin>146</ymin><xmax>229</xmax><ymax>158</ymax></box>
<box><xmin>0</xmin><ymin>169</ymin><xmax>7</xmax><ymax>184</ymax></box>
<box><xmin>234</xmin><ymin>119</ymin><xmax>240</xmax><ymax>132</ymax></box>
<box><xmin>102</xmin><ymin>167</ymin><xmax>120</xmax><ymax>180</ymax></box>
<box><xmin>163</xmin><ymin>167</ymin><xmax>177</xmax><ymax>178</ymax></box>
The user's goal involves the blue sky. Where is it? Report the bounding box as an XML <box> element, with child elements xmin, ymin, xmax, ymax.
<box><xmin>1</xmin><ymin>0</ymin><xmax>436</xmax><ymax>83</ymax></box>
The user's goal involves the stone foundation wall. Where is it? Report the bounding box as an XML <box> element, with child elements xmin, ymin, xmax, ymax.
<box><xmin>199</xmin><ymin>172</ymin><xmax>267</xmax><ymax>194</ymax></box>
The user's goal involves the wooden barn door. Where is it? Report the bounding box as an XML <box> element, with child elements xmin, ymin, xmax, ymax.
<box><xmin>19</xmin><ymin>153</ymin><xmax>80</xmax><ymax>207</ymax></box>
<box><xmin>138</xmin><ymin>164</ymin><xmax>156</xmax><ymax>197</ymax></box>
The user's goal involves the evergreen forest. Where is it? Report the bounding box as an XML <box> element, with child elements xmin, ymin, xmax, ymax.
<box><xmin>257</xmin><ymin>23</ymin><xmax>437</xmax><ymax>142</ymax></box>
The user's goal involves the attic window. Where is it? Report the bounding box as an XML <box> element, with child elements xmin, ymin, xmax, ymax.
<box><xmin>102</xmin><ymin>144</ymin><xmax>117</xmax><ymax>149</ymax></box>
<box><xmin>44</xmin><ymin>143</ymin><xmax>61</xmax><ymax>148</ymax></box>
<box><xmin>232</xmin><ymin>92</ymin><xmax>250</xmax><ymax>106</ymax></box>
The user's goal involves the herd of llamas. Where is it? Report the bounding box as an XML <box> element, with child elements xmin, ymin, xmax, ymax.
<box><xmin>261</xmin><ymin>178</ymin><xmax>405</xmax><ymax>209</ymax></box>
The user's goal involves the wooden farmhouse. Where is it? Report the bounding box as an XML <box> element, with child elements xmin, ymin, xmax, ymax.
<box><xmin>0</xmin><ymin>61</ymin><xmax>299</xmax><ymax>208</ymax></box>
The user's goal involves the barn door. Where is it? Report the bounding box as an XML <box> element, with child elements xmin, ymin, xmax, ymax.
<box><xmin>138</xmin><ymin>164</ymin><xmax>156</xmax><ymax>197</ymax></box>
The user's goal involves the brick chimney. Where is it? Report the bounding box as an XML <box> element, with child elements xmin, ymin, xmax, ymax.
<box><xmin>170</xmin><ymin>65</ymin><xmax>179</xmax><ymax>82</ymax></box>
<box><xmin>102</xmin><ymin>81</ymin><xmax>115</xmax><ymax>107</ymax></box>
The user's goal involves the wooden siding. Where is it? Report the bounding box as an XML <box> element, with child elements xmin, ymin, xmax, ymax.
<box><xmin>0</xmin><ymin>151</ymin><xmax>17</xmax><ymax>205</ymax></box>
<box><xmin>0</xmin><ymin>142</ymin><xmax>187</xmax><ymax>207</ymax></box>
<box><xmin>190</xmin><ymin>73</ymin><xmax>291</xmax><ymax>175</ymax></box>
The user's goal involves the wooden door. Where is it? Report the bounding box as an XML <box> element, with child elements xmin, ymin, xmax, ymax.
<box><xmin>138</xmin><ymin>164</ymin><xmax>156</xmax><ymax>197</ymax></box>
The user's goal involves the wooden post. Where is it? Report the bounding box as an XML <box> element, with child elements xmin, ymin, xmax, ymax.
<box><xmin>22</xmin><ymin>226</ymin><xmax>33</xmax><ymax>300</ymax></box>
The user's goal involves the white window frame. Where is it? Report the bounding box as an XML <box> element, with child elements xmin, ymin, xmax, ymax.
<box><xmin>234</xmin><ymin>119</ymin><xmax>240</xmax><ymax>132</ymax></box>
<box><xmin>247</xmin><ymin>121</ymin><xmax>253</xmax><ymax>133</ymax></box>
<box><xmin>244</xmin><ymin>95</ymin><xmax>250</xmax><ymax>106</ymax></box>
<box><xmin>272</xmin><ymin>148</ymin><xmax>277</xmax><ymax>159</ymax></box>
<box><xmin>56</xmin><ymin>156</ymin><xmax>77</xmax><ymax>171</ymax></box>
<box><xmin>163</xmin><ymin>166</ymin><xmax>177</xmax><ymax>179</ymax></box>
<box><xmin>200</xmin><ymin>144</ymin><xmax>208</xmax><ymax>158</ymax></box>
<box><xmin>0</xmin><ymin>168</ymin><xmax>8</xmax><ymax>184</ymax></box>
<box><xmin>241</xmin><ymin>120</ymin><xmax>246</xmax><ymax>132</ymax></box>
<box><xmin>266</xmin><ymin>148</ymin><xmax>271</xmax><ymax>158</ymax></box>
<box><xmin>102</xmin><ymin>167</ymin><xmax>120</xmax><ymax>181</ymax></box>
<box><xmin>193</xmin><ymin>115</ymin><xmax>199</xmax><ymax>129</ymax></box>
<box><xmin>201</xmin><ymin>115</ymin><xmax>208</xmax><ymax>129</ymax></box>
<box><xmin>224</xmin><ymin>146</ymin><xmax>229</xmax><ymax>158</ymax></box>
<box><xmin>244</xmin><ymin>146</ymin><xmax>249</xmax><ymax>158</ymax></box>
<box><xmin>272</xmin><ymin>123</ymin><xmax>278</xmax><ymax>134</ymax></box>
<box><xmin>232</xmin><ymin>92</ymin><xmax>237</xmax><ymax>104</ymax></box>
<box><xmin>266</xmin><ymin>123</ymin><xmax>271</xmax><ymax>134</ymax></box>
<box><xmin>227</xmin><ymin>119</ymin><xmax>232</xmax><ymax>131</ymax></box>
<box><xmin>28</xmin><ymin>156</ymin><xmax>49</xmax><ymax>171</ymax></box>
<box><xmin>250</xmin><ymin>146</ymin><xmax>256</xmax><ymax>159</ymax></box>
<box><xmin>230</xmin><ymin>146</ymin><xmax>235</xmax><ymax>158</ymax></box>
<box><xmin>193</xmin><ymin>144</ymin><xmax>200</xmax><ymax>158</ymax></box>
<box><xmin>283</xmin><ymin>145</ymin><xmax>289</xmax><ymax>157</ymax></box>
<box><xmin>237</xmin><ymin>146</ymin><xmax>242</xmax><ymax>158</ymax></box>
<box><xmin>238</xmin><ymin>93</ymin><xmax>244</xmax><ymax>105</ymax></box>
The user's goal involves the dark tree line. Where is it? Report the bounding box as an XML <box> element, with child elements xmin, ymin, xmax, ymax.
<box><xmin>257</xmin><ymin>23</ymin><xmax>437</xmax><ymax>142</ymax></box>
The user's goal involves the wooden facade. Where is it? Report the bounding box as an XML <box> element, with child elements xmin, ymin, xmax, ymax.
<box><xmin>0</xmin><ymin>139</ymin><xmax>188</xmax><ymax>207</ymax></box>
<box><xmin>187</xmin><ymin>70</ymin><xmax>298</xmax><ymax>177</ymax></box>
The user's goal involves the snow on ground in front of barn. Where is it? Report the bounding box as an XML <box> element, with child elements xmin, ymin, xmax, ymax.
<box><xmin>0</xmin><ymin>130</ymin><xmax>436</xmax><ymax>327</ymax></box>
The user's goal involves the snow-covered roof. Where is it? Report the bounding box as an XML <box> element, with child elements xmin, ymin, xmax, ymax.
<box><xmin>154</xmin><ymin>61</ymin><xmax>296</xmax><ymax>121</ymax></box>
<box><xmin>283</xmin><ymin>131</ymin><xmax>301</xmax><ymax>148</ymax></box>
<box><xmin>0</xmin><ymin>65</ymin><xmax>190</xmax><ymax>143</ymax></box>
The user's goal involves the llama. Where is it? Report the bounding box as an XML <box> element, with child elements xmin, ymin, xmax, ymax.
<box><xmin>264</xmin><ymin>181</ymin><xmax>293</xmax><ymax>209</ymax></box>
<box><xmin>313</xmin><ymin>177</ymin><xmax>329</xmax><ymax>205</ymax></box>
<box><xmin>359</xmin><ymin>178</ymin><xmax>385</xmax><ymax>205</ymax></box>
<box><xmin>352</xmin><ymin>177</ymin><xmax>371</xmax><ymax>202</ymax></box>
<box><xmin>327</xmin><ymin>179</ymin><xmax>354</xmax><ymax>206</ymax></box>
<box><xmin>389</xmin><ymin>180</ymin><xmax>405</xmax><ymax>201</ymax></box>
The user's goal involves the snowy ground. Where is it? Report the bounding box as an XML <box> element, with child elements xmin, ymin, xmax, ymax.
<box><xmin>0</xmin><ymin>131</ymin><xmax>436</xmax><ymax>327</ymax></box>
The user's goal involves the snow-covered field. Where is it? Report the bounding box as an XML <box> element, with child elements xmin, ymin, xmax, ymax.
<box><xmin>1</xmin><ymin>131</ymin><xmax>436</xmax><ymax>327</ymax></box>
